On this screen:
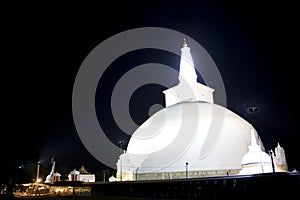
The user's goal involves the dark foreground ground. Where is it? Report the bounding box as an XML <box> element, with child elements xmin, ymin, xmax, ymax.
<box><xmin>2</xmin><ymin>172</ymin><xmax>299</xmax><ymax>200</ymax></box>
<box><xmin>1</xmin><ymin>196</ymin><xmax>147</xmax><ymax>200</ymax></box>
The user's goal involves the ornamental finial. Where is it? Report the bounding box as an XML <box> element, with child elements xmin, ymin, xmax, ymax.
<box><xmin>183</xmin><ymin>38</ymin><xmax>187</xmax><ymax>47</ymax></box>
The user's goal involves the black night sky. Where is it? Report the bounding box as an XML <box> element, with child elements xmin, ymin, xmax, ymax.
<box><xmin>3</xmin><ymin>1</ymin><xmax>299</xmax><ymax>183</ymax></box>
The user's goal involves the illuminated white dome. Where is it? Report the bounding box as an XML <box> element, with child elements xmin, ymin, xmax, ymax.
<box><xmin>126</xmin><ymin>101</ymin><xmax>263</xmax><ymax>173</ymax></box>
<box><xmin>238</xmin><ymin>129</ymin><xmax>274</xmax><ymax>175</ymax></box>
<box><xmin>239</xmin><ymin>151</ymin><xmax>273</xmax><ymax>175</ymax></box>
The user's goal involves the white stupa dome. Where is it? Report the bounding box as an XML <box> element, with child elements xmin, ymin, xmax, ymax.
<box><xmin>238</xmin><ymin>129</ymin><xmax>274</xmax><ymax>175</ymax></box>
<box><xmin>239</xmin><ymin>151</ymin><xmax>273</xmax><ymax>175</ymax></box>
<box><xmin>241</xmin><ymin>151</ymin><xmax>271</xmax><ymax>168</ymax></box>
<box><xmin>126</xmin><ymin>101</ymin><xmax>263</xmax><ymax>174</ymax></box>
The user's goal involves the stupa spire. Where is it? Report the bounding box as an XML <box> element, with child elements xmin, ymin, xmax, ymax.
<box><xmin>248</xmin><ymin>128</ymin><xmax>262</xmax><ymax>152</ymax></box>
<box><xmin>250</xmin><ymin>128</ymin><xmax>258</xmax><ymax>146</ymax></box>
<box><xmin>178</xmin><ymin>38</ymin><xmax>198</xmax><ymax>84</ymax></box>
<box><xmin>162</xmin><ymin>39</ymin><xmax>214</xmax><ymax>107</ymax></box>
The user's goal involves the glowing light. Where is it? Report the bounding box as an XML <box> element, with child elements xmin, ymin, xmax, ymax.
<box><xmin>36</xmin><ymin>178</ymin><xmax>42</xmax><ymax>183</ymax></box>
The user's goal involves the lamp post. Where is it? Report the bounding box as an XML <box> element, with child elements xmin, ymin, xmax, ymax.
<box><xmin>269</xmin><ymin>150</ymin><xmax>275</xmax><ymax>173</ymax></box>
<box><xmin>36</xmin><ymin>161</ymin><xmax>40</xmax><ymax>182</ymax></box>
<box><xmin>103</xmin><ymin>170</ymin><xmax>106</xmax><ymax>182</ymax></box>
<box><xmin>118</xmin><ymin>140</ymin><xmax>124</xmax><ymax>181</ymax></box>
<box><xmin>185</xmin><ymin>162</ymin><xmax>188</xmax><ymax>179</ymax></box>
<box><xmin>136</xmin><ymin>167</ymin><xmax>139</xmax><ymax>181</ymax></box>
